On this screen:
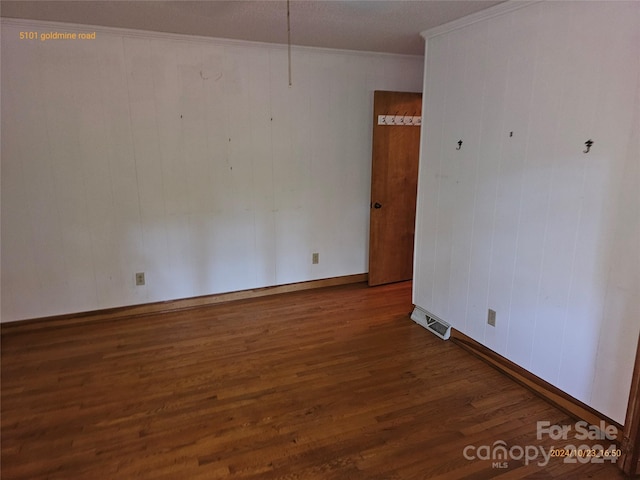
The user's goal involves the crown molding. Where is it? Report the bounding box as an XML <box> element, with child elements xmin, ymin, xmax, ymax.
<box><xmin>421</xmin><ymin>1</ymin><xmax>542</xmax><ymax>40</ymax></box>
<box><xmin>1</xmin><ymin>17</ymin><xmax>423</xmax><ymax>60</ymax></box>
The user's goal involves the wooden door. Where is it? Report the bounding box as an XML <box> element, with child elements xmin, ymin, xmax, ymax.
<box><xmin>368</xmin><ymin>91</ymin><xmax>422</xmax><ymax>286</ymax></box>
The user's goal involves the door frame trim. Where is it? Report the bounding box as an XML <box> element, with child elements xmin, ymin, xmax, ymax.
<box><xmin>620</xmin><ymin>333</ymin><xmax>640</xmax><ymax>476</ymax></box>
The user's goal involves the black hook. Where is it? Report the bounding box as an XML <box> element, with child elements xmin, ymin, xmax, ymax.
<box><xmin>583</xmin><ymin>139</ymin><xmax>594</xmax><ymax>153</ymax></box>
<box><xmin>456</xmin><ymin>140</ymin><xmax>463</xmax><ymax>150</ymax></box>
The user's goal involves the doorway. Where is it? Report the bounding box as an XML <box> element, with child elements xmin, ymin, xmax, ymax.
<box><xmin>368</xmin><ymin>91</ymin><xmax>422</xmax><ymax>286</ymax></box>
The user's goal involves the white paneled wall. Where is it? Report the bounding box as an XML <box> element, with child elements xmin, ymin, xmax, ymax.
<box><xmin>414</xmin><ymin>1</ymin><xmax>640</xmax><ymax>424</ymax></box>
<box><xmin>1</xmin><ymin>20</ymin><xmax>423</xmax><ymax>322</ymax></box>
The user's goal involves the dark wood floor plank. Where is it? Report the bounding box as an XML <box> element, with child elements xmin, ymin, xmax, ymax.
<box><xmin>1</xmin><ymin>281</ymin><xmax>626</xmax><ymax>479</ymax></box>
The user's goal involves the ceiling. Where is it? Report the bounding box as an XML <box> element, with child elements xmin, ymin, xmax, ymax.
<box><xmin>1</xmin><ymin>0</ymin><xmax>504</xmax><ymax>55</ymax></box>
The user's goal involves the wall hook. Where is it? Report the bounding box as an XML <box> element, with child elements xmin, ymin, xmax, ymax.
<box><xmin>583</xmin><ymin>139</ymin><xmax>594</xmax><ymax>153</ymax></box>
<box><xmin>456</xmin><ymin>140</ymin><xmax>463</xmax><ymax>150</ymax></box>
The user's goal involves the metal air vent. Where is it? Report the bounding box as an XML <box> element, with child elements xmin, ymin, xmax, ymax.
<box><xmin>411</xmin><ymin>306</ymin><xmax>451</xmax><ymax>340</ymax></box>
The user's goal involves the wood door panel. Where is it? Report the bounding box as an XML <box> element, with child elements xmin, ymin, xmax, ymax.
<box><xmin>369</xmin><ymin>91</ymin><xmax>422</xmax><ymax>286</ymax></box>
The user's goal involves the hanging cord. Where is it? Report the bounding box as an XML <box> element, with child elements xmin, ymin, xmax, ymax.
<box><xmin>287</xmin><ymin>0</ymin><xmax>292</xmax><ymax>86</ymax></box>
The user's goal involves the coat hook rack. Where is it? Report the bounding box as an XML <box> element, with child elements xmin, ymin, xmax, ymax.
<box><xmin>376</xmin><ymin>114</ymin><xmax>422</xmax><ymax>126</ymax></box>
<box><xmin>583</xmin><ymin>139</ymin><xmax>594</xmax><ymax>153</ymax></box>
<box><xmin>456</xmin><ymin>140</ymin><xmax>463</xmax><ymax>150</ymax></box>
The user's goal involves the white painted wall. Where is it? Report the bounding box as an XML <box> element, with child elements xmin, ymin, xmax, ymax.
<box><xmin>414</xmin><ymin>1</ymin><xmax>640</xmax><ymax>424</ymax></box>
<box><xmin>1</xmin><ymin>19</ymin><xmax>423</xmax><ymax>322</ymax></box>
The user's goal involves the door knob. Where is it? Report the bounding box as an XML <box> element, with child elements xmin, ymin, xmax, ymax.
<box><xmin>374</xmin><ymin>202</ymin><xmax>382</xmax><ymax>209</ymax></box>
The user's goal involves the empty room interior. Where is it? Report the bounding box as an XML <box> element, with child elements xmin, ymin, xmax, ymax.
<box><xmin>1</xmin><ymin>1</ymin><xmax>639</xmax><ymax>478</ymax></box>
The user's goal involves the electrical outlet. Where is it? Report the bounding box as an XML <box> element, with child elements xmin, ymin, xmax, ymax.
<box><xmin>312</xmin><ymin>253</ymin><xmax>319</xmax><ymax>264</ymax></box>
<box><xmin>135</xmin><ymin>272</ymin><xmax>145</xmax><ymax>286</ymax></box>
<box><xmin>487</xmin><ymin>309</ymin><xmax>496</xmax><ymax>327</ymax></box>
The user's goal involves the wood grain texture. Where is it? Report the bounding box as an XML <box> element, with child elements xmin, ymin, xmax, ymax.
<box><xmin>0</xmin><ymin>274</ymin><xmax>368</xmax><ymax>333</ymax></box>
<box><xmin>450</xmin><ymin>329</ymin><xmax>621</xmax><ymax>432</ymax></box>
<box><xmin>369</xmin><ymin>91</ymin><xmax>422</xmax><ymax>286</ymax></box>
<box><xmin>621</xmin><ymin>334</ymin><xmax>640</xmax><ymax>476</ymax></box>
<box><xmin>1</xmin><ymin>282</ymin><xmax>627</xmax><ymax>479</ymax></box>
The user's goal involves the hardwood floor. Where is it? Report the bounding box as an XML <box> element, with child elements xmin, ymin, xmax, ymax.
<box><xmin>1</xmin><ymin>281</ymin><xmax>627</xmax><ymax>479</ymax></box>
